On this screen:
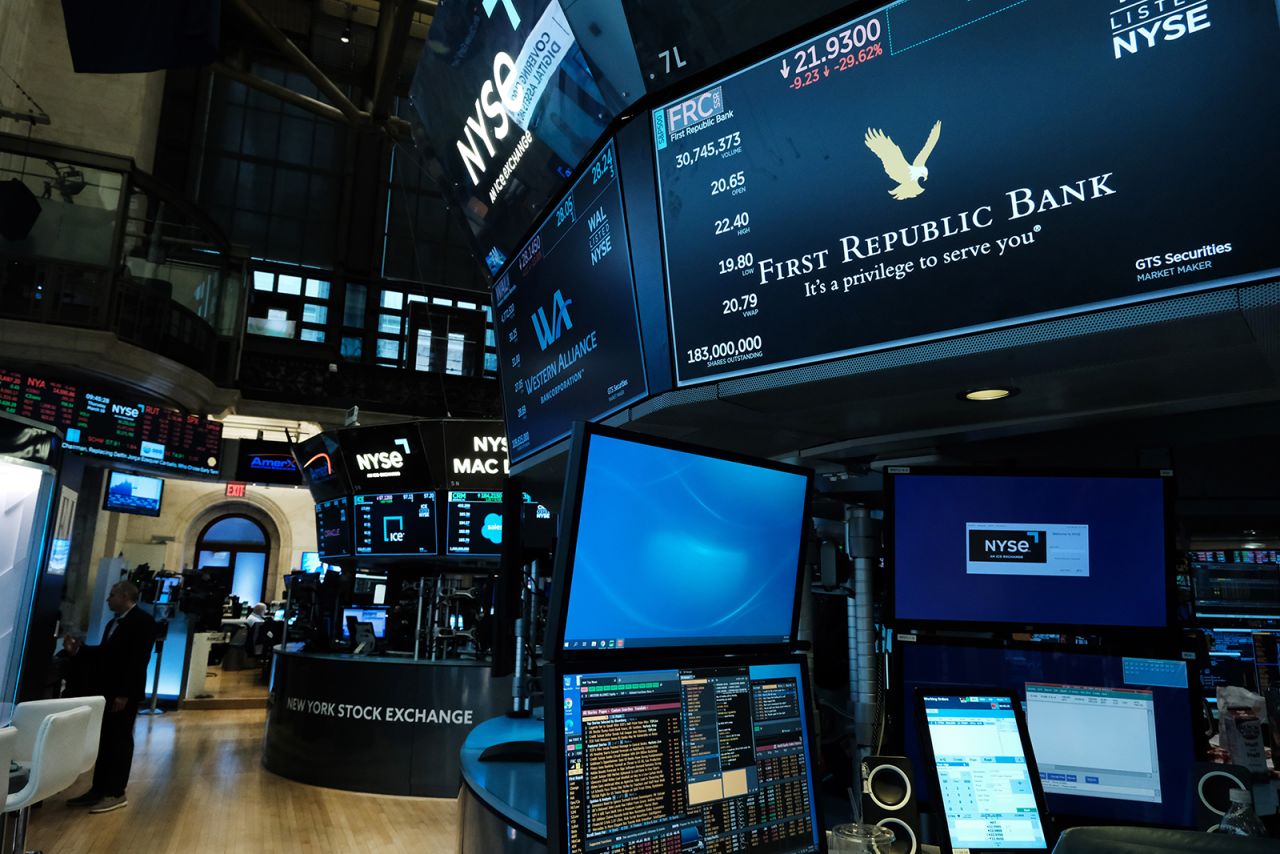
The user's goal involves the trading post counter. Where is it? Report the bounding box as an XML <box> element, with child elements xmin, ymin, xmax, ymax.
<box><xmin>264</xmin><ymin>648</ymin><xmax>512</xmax><ymax>797</ymax></box>
<box><xmin>458</xmin><ymin>714</ymin><xmax>548</xmax><ymax>854</ymax></box>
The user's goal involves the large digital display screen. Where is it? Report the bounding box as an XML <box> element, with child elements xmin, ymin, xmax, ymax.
<box><xmin>445</xmin><ymin>490</ymin><xmax>549</xmax><ymax>556</ymax></box>
<box><xmin>557</xmin><ymin>428</ymin><xmax>810</xmax><ymax>651</ymax></box>
<box><xmin>493</xmin><ymin>141</ymin><xmax>648</xmax><ymax>462</ymax></box>
<box><xmin>553</xmin><ymin>659</ymin><xmax>821</xmax><ymax>853</ymax></box>
<box><xmin>410</xmin><ymin>0</ymin><xmax>614</xmax><ymax>275</ymax></box>
<box><xmin>234</xmin><ymin>439</ymin><xmax>302</xmax><ymax>486</ymax></box>
<box><xmin>315</xmin><ymin>497</ymin><xmax>352</xmax><ymax>559</ymax></box>
<box><xmin>337</xmin><ymin>423</ymin><xmax>433</xmax><ymax>493</ymax></box>
<box><xmin>651</xmin><ymin>0</ymin><xmax>1280</xmax><ymax>386</ymax></box>
<box><xmin>898</xmin><ymin>639</ymin><xmax>1197</xmax><ymax>828</ymax></box>
<box><xmin>102</xmin><ymin>471</ymin><xmax>164</xmax><ymax>517</ymax></box>
<box><xmin>890</xmin><ymin>472</ymin><xmax>1169</xmax><ymax>628</ymax></box>
<box><xmin>0</xmin><ymin>368</ymin><xmax>222</xmax><ymax>474</ymax></box>
<box><xmin>353</xmin><ymin>492</ymin><xmax>439</xmax><ymax>556</ymax></box>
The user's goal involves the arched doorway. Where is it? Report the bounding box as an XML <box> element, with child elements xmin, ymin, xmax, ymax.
<box><xmin>195</xmin><ymin>514</ymin><xmax>271</xmax><ymax>606</ymax></box>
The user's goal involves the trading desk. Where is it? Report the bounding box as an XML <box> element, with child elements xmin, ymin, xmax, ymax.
<box><xmin>264</xmin><ymin>647</ymin><xmax>510</xmax><ymax>797</ymax></box>
<box><xmin>458</xmin><ymin>715</ymin><xmax>547</xmax><ymax>853</ymax></box>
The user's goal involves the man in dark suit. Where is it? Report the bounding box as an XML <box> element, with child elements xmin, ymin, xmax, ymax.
<box><xmin>62</xmin><ymin>580</ymin><xmax>158</xmax><ymax>813</ymax></box>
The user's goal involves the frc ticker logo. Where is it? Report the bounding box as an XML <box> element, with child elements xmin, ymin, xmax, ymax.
<box><xmin>864</xmin><ymin>120</ymin><xmax>941</xmax><ymax>200</ymax></box>
<box><xmin>666</xmin><ymin>86</ymin><xmax>725</xmax><ymax>134</ymax></box>
<box><xmin>531</xmin><ymin>289</ymin><xmax>573</xmax><ymax>351</ymax></box>
<box><xmin>968</xmin><ymin>529</ymin><xmax>1048</xmax><ymax>563</ymax></box>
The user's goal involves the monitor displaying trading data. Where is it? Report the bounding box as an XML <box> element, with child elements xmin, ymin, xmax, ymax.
<box><xmin>491</xmin><ymin>140</ymin><xmax>649</xmax><ymax>463</ymax></box>
<box><xmin>353</xmin><ymin>492</ymin><xmax>438</xmax><ymax>556</ymax></box>
<box><xmin>651</xmin><ymin>0</ymin><xmax>1280</xmax><ymax>386</ymax></box>
<box><xmin>445</xmin><ymin>491</ymin><xmax>549</xmax><ymax>556</ymax></box>
<box><xmin>314</xmin><ymin>497</ymin><xmax>352</xmax><ymax>559</ymax></box>
<box><xmin>554</xmin><ymin>660</ymin><xmax>821</xmax><ymax>853</ymax></box>
<box><xmin>556</xmin><ymin>426</ymin><xmax>811</xmax><ymax>651</ymax></box>
<box><xmin>898</xmin><ymin>638</ymin><xmax>1198</xmax><ymax>827</ymax></box>
<box><xmin>920</xmin><ymin>693</ymin><xmax>1049</xmax><ymax>851</ymax></box>
<box><xmin>1188</xmin><ymin>550</ymin><xmax>1280</xmax><ymax>621</ymax></box>
<box><xmin>890</xmin><ymin>471</ymin><xmax>1170</xmax><ymax>628</ymax></box>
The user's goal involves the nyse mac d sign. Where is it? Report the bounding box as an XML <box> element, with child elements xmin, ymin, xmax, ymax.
<box><xmin>441</xmin><ymin>421</ymin><xmax>509</xmax><ymax>490</ymax></box>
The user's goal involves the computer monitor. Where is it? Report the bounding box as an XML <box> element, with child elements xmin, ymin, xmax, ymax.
<box><xmin>1188</xmin><ymin>550</ymin><xmax>1280</xmax><ymax>621</ymax></box>
<box><xmin>917</xmin><ymin>690</ymin><xmax>1051</xmax><ymax>852</ymax></box>
<box><xmin>1200</xmin><ymin>627</ymin><xmax>1280</xmax><ymax>701</ymax></box>
<box><xmin>894</xmin><ymin>636</ymin><xmax>1201</xmax><ymax>828</ymax></box>
<box><xmin>888</xmin><ymin>468</ymin><xmax>1173</xmax><ymax>629</ymax></box>
<box><xmin>300</xmin><ymin>551</ymin><xmax>329</xmax><ymax>574</ymax></box>
<box><xmin>102</xmin><ymin>470</ymin><xmax>164</xmax><ymax>517</ymax></box>
<box><xmin>550</xmin><ymin>423</ymin><xmax>812</xmax><ymax>653</ymax></box>
<box><xmin>315</xmin><ymin>497</ymin><xmax>352</xmax><ymax>559</ymax></box>
<box><xmin>544</xmin><ymin>655</ymin><xmax>823</xmax><ymax>853</ymax></box>
<box><xmin>340</xmin><ymin>608</ymin><xmax>387</xmax><ymax>639</ymax></box>
<box><xmin>352</xmin><ymin>492</ymin><xmax>439</xmax><ymax>556</ymax></box>
<box><xmin>445</xmin><ymin>491</ymin><xmax>548</xmax><ymax>556</ymax></box>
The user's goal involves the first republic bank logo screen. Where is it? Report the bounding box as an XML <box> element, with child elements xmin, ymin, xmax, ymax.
<box><xmin>965</xmin><ymin>522</ymin><xmax>1090</xmax><ymax>578</ymax></box>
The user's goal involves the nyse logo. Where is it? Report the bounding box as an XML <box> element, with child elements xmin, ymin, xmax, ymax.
<box><xmin>968</xmin><ymin>529</ymin><xmax>1048</xmax><ymax>563</ymax></box>
<box><xmin>1111</xmin><ymin>2</ymin><xmax>1211</xmax><ymax>60</ymax></box>
<box><xmin>356</xmin><ymin>450</ymin><xmax>403</xmax><ymax>472</ymax></box>
<box><xmin>531</xmin><ymin>289</ymin><xmax>573</xmax><ymax>351</ymax></box>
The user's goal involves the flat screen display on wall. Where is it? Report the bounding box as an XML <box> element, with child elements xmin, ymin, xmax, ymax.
<box><xmin>889</xmin><ymin>470</ymin><xmax>1171</xmax><ymax>629</ymax></box>
<box><xmin>102</xmin><ymin>470</ymin><xmax>164</xmax><ymax>517</ymax></box>
<box><xmin>492</xmin><ymin>140</ymin><xmax>648</xmax><ymax>463</ymax></box>
<box><xmin>651</xmin><ymin>0</ymin><xmax>1280</xmax><ymax>386</ymax></box>
<box><xmin>0</xmin><ymin>368</ymin><xmax>222</xmax><ymax>474</ymax></box>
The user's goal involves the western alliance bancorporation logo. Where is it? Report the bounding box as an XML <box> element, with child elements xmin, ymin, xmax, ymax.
<box><xmin>530</xmin><ymin>289</ymin><xmax>573</xmax><ymax>351</ymax></box>
<box><xmin>864</xmin><ymin>120</ymin><xmax>941</xmax><ymax>200</ymax></box>
<box><xmin>967</xmin><ymin>529</ymin><xmax>1048</xmax><ymax>563</ymax></box>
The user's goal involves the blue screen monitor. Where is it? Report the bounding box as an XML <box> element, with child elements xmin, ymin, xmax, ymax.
<box><xmin>889</xmin><ymin>469</ymin><xmax>1172</xmax><ymax>629</ymax></box>
<box><xmin>299</xmin><ymin>552</ymin><xmax>329</xmax><ymax>574</ymax></box>
<box><xmin>895</xmin><ymin>636</ymin><xmax>1201</xmax><ymax>828</ymax></box>
<box><xmin>546</xmin><ymin>656</ymin><xmax>822</xmax><ymax>853</ymax></box>
<box><xmin>550</xmin><ymin>424</ymin><xmax>812</xmax><ymax>653</ymax></box>
<box><xmin>102</xmin><ymin>470</ymin><xmax>164</xmax><ymax>517</ymax></box>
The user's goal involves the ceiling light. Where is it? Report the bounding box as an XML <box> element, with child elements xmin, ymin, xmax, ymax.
<box><xmin>340</xmin><ymin>23</ymin><xmax>352</xmax><ymax>43</ymax></box>
<box><xmin>960</xmin><ymin>386</ymin><xmax>1017</xmax><ymax>402</ymax></box>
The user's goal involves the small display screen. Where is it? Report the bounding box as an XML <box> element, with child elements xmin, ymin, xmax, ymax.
<box><xmin>1189</xmin><ymin>552</ymin><xmax>1280</xmax><ymax>620</ymax></box>
<box><xmin>299</xmin><ymin>551</ymin><xmax>329</xmax><ymax>574</ymax></box>
<box><xmin>892</xmin><ymin>472</ymin><xmax>1169</xmax><ymax>627</ymax></box>
<box><xmin>559</xmin><ymin>660</ymin><xmax>820</xmax><ymax>853</ymax></box>
<box><xmin>103</xmin><ymin>470</ymin><xmax>164</xmax><ymax>517</ymax></box>
<box><xmin>922</xmin><ymin>694</ymin><xmax>1048</xmax><ymax>851</ymax></box>
<box><xmin>353</xmin><ymin>492</ymin><xmax>439</xmax><ymax>556</ymax></box>
<box><xmin>341</xmin><ymin>607</ymin><xmax>387</xmax><ymax>639</ymax></box>
<box><xmin>445</xmin><ymin>491</ymin><xmax>550</xmax><ymax>556</ymax></box>
<box><xmin>560</xmin><ymin>431</ymin><xmax>809</xmax><ymax>651</ymax></box>
<box><xmin>900</xmin><ymin>641</ymin><xmax>1197</xmax><ymax>827</ymax></box>
<box><xmin>315</xmin><ymin>497</ymin><xmax>352</xmax><ymax>559</ymax></box>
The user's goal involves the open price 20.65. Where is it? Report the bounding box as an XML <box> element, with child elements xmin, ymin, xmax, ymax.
<box><xmin>686</xmin><ymin>336</ymin><xmax>763</xmax><ymax>364</ymax></box>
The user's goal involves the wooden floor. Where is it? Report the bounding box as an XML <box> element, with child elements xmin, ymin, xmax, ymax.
<box><xmin>204</xmin><ymin>664</ymin><xmax>270</xmax><ymax>699</ymax></box>
<box><xmin>25</xmin><ymin>709</ymin><xmax>459</xmax><ymax>854</ymax></box>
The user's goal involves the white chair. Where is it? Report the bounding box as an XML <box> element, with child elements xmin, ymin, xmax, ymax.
<box><xmin>5</xmin><ymin>707</ymin><xmax>90</xmax><ymax>854</ymax></box>
<box><xmin>10</xmin><ymin>697</ymin><xmax>104</xmax><ymax>776</ymax></box>
<box><xmin>1</xmin><ymin>727</ymin><xmax>16</xmax><ymax>852</ymax></box>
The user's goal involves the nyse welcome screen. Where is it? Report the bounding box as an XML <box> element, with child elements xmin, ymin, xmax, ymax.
<box><xmin>894</xmin><ymin>475</ymin><xmax>1167</xmax><ymax>626</ymax></box>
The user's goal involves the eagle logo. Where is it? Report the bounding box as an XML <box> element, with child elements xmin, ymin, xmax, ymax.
<box><xmin>864</xmin><ymin>120</ymin><xmax>942</xmax><ymax>200</ymax></box>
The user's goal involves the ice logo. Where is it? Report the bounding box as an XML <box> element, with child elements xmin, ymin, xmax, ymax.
<box><xmin>481</xmin><ymin>513</ymin><xmax>503</xmax><ymax>545</ymax></box>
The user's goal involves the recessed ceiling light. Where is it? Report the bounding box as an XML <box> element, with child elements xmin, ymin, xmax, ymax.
<box><xmin>960</xmin><ymin>387</ymin><xmax>1017</xmax><ymax>402</ymax></box>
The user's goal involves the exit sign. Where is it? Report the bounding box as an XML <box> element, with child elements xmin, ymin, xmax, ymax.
<box><xmin>226</xmin><ymin>482</ymin><xmax>247</xmax><ymax>498</ymax></box>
